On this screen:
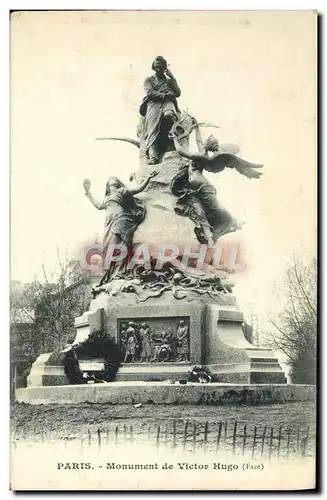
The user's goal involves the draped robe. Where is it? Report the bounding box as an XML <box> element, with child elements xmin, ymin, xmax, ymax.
<box><xmin>139</xmin><ymin>74</ymin><xmax>181</xmax><ymax>157</ymax></box>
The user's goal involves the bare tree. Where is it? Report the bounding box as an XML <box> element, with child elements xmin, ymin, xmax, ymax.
<box><xmin>265</xmin><ymin>256</ymin><xmax>317</xmax><ymax>384</ymax></box>
<box><xmin>10</xmin><ymin>250</ymin><xmax>93</xmax><ymax>384</ymax></box>
<box><xmin>34</xmin><ymin>251</ymin><xmax>92</xmax><ymax>350</ymax></box>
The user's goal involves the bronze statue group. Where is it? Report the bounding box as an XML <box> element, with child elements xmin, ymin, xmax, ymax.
<box><xmin>120</xmin><ymin>319</ymin><xmax>189</xmax><ymax>364</ymax></box>
<box><xmin>85</xmin><ymin>56</ymin><xmax>264</xmax><ymax>285</ymax></box>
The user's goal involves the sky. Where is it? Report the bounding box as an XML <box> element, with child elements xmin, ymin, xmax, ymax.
<box><xmin>10</xmin><ymin>10</ymin><xmax>317</xmax><ymax>319</ymax></box>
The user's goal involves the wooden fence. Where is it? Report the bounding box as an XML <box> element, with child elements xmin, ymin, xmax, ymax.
<box><xmin>11</xmin><ymin>419</ymin><xmax>314</xmax><ymax>460</ymax></box>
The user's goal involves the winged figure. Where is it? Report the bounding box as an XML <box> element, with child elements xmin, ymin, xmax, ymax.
<box><xmin>170</xmin><ymin>135</ymin><xmax>263</xmax><ymax>244</ymax></box>
<box><xmin>174</xmin><ymin>134</ymin><xmax>263</xmax><ymax>179</ymax></box>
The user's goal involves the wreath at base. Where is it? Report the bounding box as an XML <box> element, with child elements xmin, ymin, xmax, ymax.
<box><xmin>46</xmin><ymin>329</ymin><xmax>123</xmax><ymax>385</ymax></box>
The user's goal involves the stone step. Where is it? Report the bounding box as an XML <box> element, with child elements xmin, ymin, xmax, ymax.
<box><xmin>250</xmin><ymin>372</ymin><xmax>287</xmax><ymax>384</ymax></box>
<box><xmin>250</xmin><ymin>358</ymin><xmax>279</xmax><ymax>364</ymax></box>
<box><xmin>250</xmin><ymin>363</ymin><xmax>285</xmax><ymax>373</ymax></box>
<box><xmin>245</xmin><ymin>349</ymin><xmax>280</xmax><ymax>359</ymax></box>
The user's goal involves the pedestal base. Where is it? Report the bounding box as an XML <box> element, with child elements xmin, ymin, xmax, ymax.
<box><xmin>27</xmin><ymin>288</ymin><xmax>287</xmax><ymax>387</ymax></box>
<box><xmin>16</xmin><ymin>382</ymin><xmax>315</xmax><ymax>406</ymax></box>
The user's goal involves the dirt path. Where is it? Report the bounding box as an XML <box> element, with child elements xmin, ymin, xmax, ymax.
<box><xmin>11</xmin><ymin>401</ymin><xmax>315</xmax><ymax>438</ymax></box>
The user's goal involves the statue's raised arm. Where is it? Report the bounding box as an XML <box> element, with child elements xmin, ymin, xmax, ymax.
<box><xmin>173</xmin><ymin>137</ymin><xmax>208</xmax><ymax>163</ymax></box>
<box><xmin>83</xmin><ymin>179</ymin><xmax>108</xmax><ymax>210</ymax></box>
<box><xmin>127</xmin><ymin>170</ymin><xmax>158</xmax><ymax>195</ymax></box>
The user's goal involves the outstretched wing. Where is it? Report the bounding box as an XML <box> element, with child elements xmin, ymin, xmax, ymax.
<box><xmin>204</xmin><ymin>153</ymin><xmax>263</xmax><ymax>179</ymax></box>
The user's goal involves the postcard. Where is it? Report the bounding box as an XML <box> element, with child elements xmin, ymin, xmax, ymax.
<box><xmin>10</xmin><ymin>10</ymin><xmax>317</xmax><ymax>491</ymax></box>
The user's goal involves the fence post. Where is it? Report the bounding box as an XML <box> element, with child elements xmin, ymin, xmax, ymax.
<box><xmin>106</xmin><ymin>428</ymin><xmax>109</xmax><ymax>445</ymax></box>
<box><xmin>268</xmin><ymin>428</ymin><xmax>273</xmax><ymax>461</ymax></box>
<box><xmin>204</xmin><ymin>421</ymin><xmax>209</xmax><ymax>452</ymax></box>
<box><xmin>173</xmin><ymin>420</ymin><xmax>176</xmax><ymax>448</ymax></box>
<box><xmin>232</xmin><ymin>421</ymin><xmax>237</xmax><ymax>456</ymax></box>
<box><xmin>296</xmin><ymin>426</ymin><xmax>300</xmax><ymax>456</ymax></box>
<box><xmin>88</xmin><ymin>429</ymin><xmax>91</xmax><ymax>447</ymax></box>
<box><xmin>115</xmin><ymin>425</ymin><xmax>119</xmax><ymax>446</ymax></box>
<box><xmin>130</xmin><ymin>425</ymin><xmax>134</xmax><ymax>446</ymax></box>
<box><xmin>97</xmin><ymin>428</ymin><xmax>101</xmax><ymax>450</ymax></box>
<box><xmin>277</xmin><ymin>425</ymin><xmax>282</xmax><ymax>459</ymax></box>
<box><xmin>224</xmin><ymin>421</ymin><xmax>228</xmax><ymax>444</ymax></box>
<box><xmin>242</xmin><ymin>425</ymin><xmax>247</xmax><ymax>456</ymax></box>
<box><xmin>216</xmin><ymin>422</ymin><xmax>223</xmax><ymax>452</ymax></box>
<box><xmin>165</xmin><ymin>423</ymin><xmax>168</xmax><ymax>447</ymax></box>
<box><xmin>156</xmin><ymin>425</ymin><xmax>160</xmax><ymax>449</ymax></box>
<box><xmin>252</xmin><ymin>426</ymin><xmax>257</xmax><ymax>459</ymax></box>
<box><xmin>301</xmin><ymin>425</ymin><xmax>310</xmax><ymax>457</ymax></box>
<box><xmin>193</xmin><ymin>422</ymin><xmax>197</xmax><ymax>453</ymax></box>
<box><xmin>183</xmin><ymin>421</ymin><xmax>189</xmax><ymax>450</ymax></box>
<box><xmin>260</xmin><ymin>425</ymin><xmax>267</xmax><ymax>458</ymax></box>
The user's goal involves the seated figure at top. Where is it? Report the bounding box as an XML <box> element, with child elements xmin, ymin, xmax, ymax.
<box><xmin>139</xmin><ymin>56</ymin><xmax>181</xmax><ymax>165</ymax></box>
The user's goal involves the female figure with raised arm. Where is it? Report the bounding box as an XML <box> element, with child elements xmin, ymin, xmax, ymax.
<box><xmin>83</xmin><ymin>171</ymin><xmax>158</xmax><ymax>283</ymax></box>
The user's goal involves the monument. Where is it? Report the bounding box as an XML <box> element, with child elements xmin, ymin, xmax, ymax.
<box><xmin>26</xmin><ymin>56</ymin><xmax>287</xmax><ymax>389</ymax></box>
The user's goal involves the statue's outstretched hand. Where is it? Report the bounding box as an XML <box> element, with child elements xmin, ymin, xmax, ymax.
<box><xmin>83</xmin><ymin>178</ymin><xmax>91</xmax><ymax>194</ymax></box>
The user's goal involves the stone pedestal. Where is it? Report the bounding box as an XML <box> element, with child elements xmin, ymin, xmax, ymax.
<box><xmin>204</xmin><ymin>304</ymin><xmax>287</xmax><ymax>384</ymax></box>
<box><xmin>28</xmin><ymin>287</ymin><xmax>286</xmax><ymax>387</ymax></box>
